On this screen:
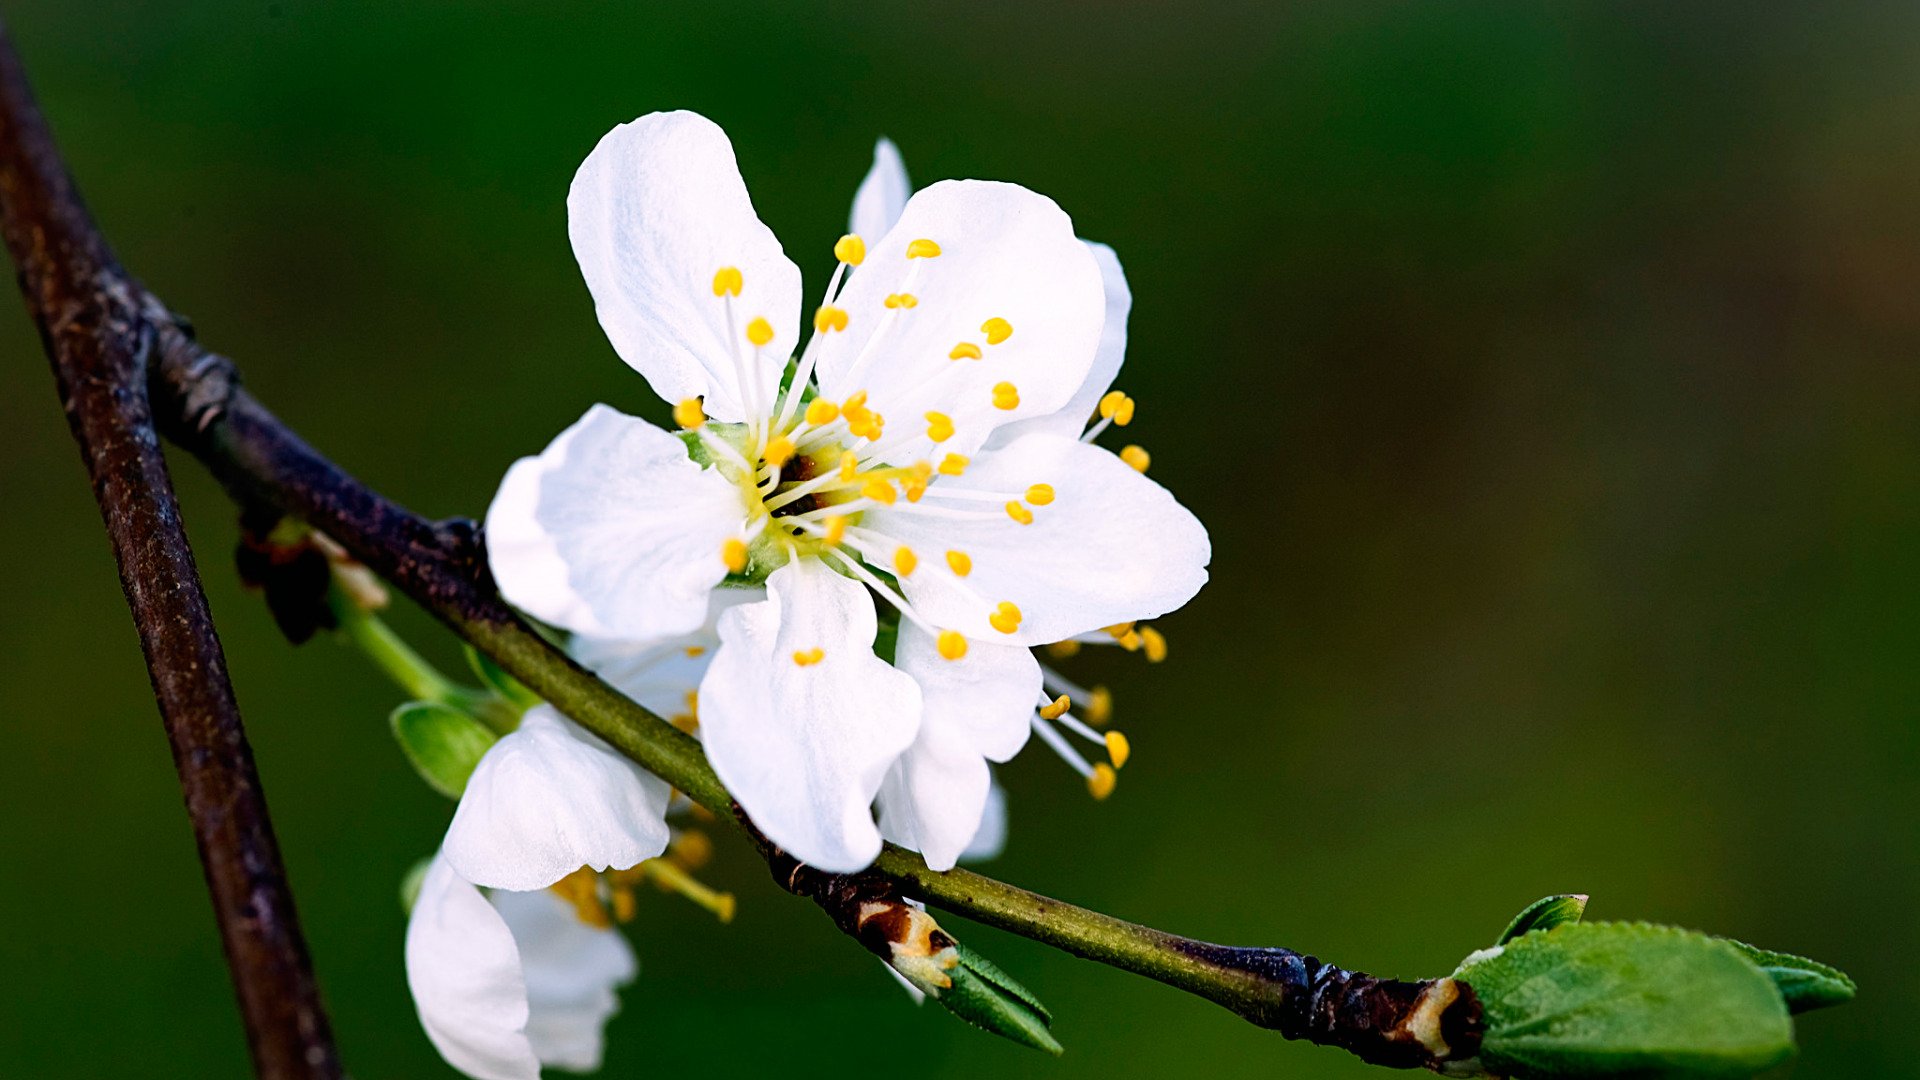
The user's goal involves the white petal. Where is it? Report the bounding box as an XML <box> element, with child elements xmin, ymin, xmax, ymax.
<box><xmin>406</xmin><ymin>857</ymin><xmax>541</xmax><ymax>1080</ymax></box>
<box><xmin>877</xmin><ymin>625</ymin><xmax>1035</xmax><ymax>871</ymax></box>
<box><xmin>492</xmin><ymin>888</ymin><xmax>637</xmax><ymax>1072</ymax></box>
<box><xmin>569</xmin><ymin>111</ymin><xmax>801</xmax><ymax>420</ymax></box>
<box><xmin>486</xmin><ymin>404</ymin><xmax>744</xmax><ymax>640</ymax></box>
<box><xmin>849</xmin><ymin>137</ymin><xmax>911</xmax><ymax>242</ymax></box>
<box><xmin>812</xmin><ymin>180</ymin><xmax>1105</xmax><ymax>459</ymax></box>
<box><xmin>867</xmin><ymin>433</ymin><xmax>1209</xmax><ymax>644</ymax></box>
<box><xmin>699</xmin><ymin>558</ymin><xmax>921</xmax><ymax>871</ymax></box>
<box><xmin>445</xmin><ymin>705</ymin><xmax>673</xmax><ymax>892</ymax></box>
<box><xmin>988</xmin><ymin>240</ymin><xmax>1131</xmax><ymax>445</ymax></box>
<box><xmin>571</xmin><ymin>588</ymin><xmax>762</xmax><ymax>720</ymax></box>
<box><xmin>960</xmin><ymin>779</ymin><xmax>1008</xmax><ymax>864</ymax></box>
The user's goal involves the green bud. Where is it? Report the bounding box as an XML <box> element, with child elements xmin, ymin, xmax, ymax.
<box><xmin>1456</xmin><ymin>922</ymin><xmax>1794</xmax><ymax>1079</ymax></box>
<box><xmin>922</xmin><ymin>941</ymin><xmax>1062</xmax><ymax>1056</ymax></box>
<box><xmin>1496</xmin><ymin>893</ymin><xmax>1589</xmax><ymax>945</ymax></box>
<box><xmin>390</xmin><ymin>700</ymin><xmax>499</xmax><ymax>798</ymax></box>
<box><xmin>463</xmin><ymin>645</ymin><xmax>542</xmax><ymax>710</ymax></box>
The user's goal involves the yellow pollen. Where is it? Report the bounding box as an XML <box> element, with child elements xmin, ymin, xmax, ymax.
<box><xmin>909</xmin><ymin>460</ymin><xmax>935</xmax><ymax>482</ymax></box>
<box><xmin>906</xmin><ymin>238</ymin><xmax>943</xmax><ymax>259</ymax></box>
<box><xmin>1139</xmin><ymin>625</ymin><xmax>1168</xmax><ymax>663</ymax></box>
<box><xmin>989</xmin><ymin>601</ymin><xmax>1023</xmax><ymax>634</ymax></box>
<box><xmin>936</xmin><ymin>630</ymin><xmax>968</xmax><ymax>660</ymax></box>
<box><xmin>669</xmin><ymin>830</ymin><xmax>714</xmax><ymax>870</ymax></box>
<box><xmin>1039</xmin><ymin>693</ymin><xmax>1070</xmax><ymax>720</ymax></box>
<box><xmin>1118</xmin><ymin>630</ymin><xmax>1143</xmax><ymax>652</ymax></box>
<box><xmin>721</xmin><ymin>539</ymin><xmax>748</xmax><ymax>573</ymax></box>
<box><xmin>746</xmin><ymin>317</ymin><xmax>775</xmax><ymax>346</ymax></box>
<box><xmin>894</xmin><ymin>546</ymin><xmax>918</xmax><ymax>577</ymax></box>
<box><xmin>844</xmin><ymin>390</ymin><xmax>869</xmax><ymax>410</ymax></box>
<box><xmin>884</xmin><ymin>293</ymin><xmax>919</xmax><ymax>309</ymax></box>
<box><xmin>711</xmin><ymin>266</ymin><xmax>743</xmax><ymax>297</ymax></box>
<box><xmin>992</xmin><ymin>381</ymin><xmax>1020</xmax><ymax>410</ymax></box>
<box><xmin>683</xmin><ymin>645</ymin><xmax>706</xmax><ymax>658</ymax></box>
<box><xmin>1114</xmin><ymin>396</ymin><xmax>1136</xmax><ymax>426</ymax></box>
<box><xmin>1024</xmin><ymin>483</ymin><xmax>1055</xmax><ymax>506</ymax></box>
<box><xmin>1006</xmin><ymin>501</ymin><xmax>1034</xmax><ymax>525</ymax></box>
<box><xmin>904</xmin><ymin>480</ymin><xmax>927</xmax><ymax>502</ymax></box>
<box><xmin>848</xmin><ymin>410</ymin><xmax>885</xmax><ymax>441</ymax></box>
<box><xmin>1087</xmin><ymin>686</ymin><xmax>1113</xmax><ymax>725</ymax></box>
<box><xmin>792</xmin><ymin>647</ymin><xmax>825</xmax><ymax>667</ymax></box>
<box><xmin>839</xmin><ymin>451</ymin><xmax>859</xmax><ymax>480</ymax></box>
<box><xmin>925</xmin><ymin>411</ymin><xmax>954</xmax><ymax>442</ymax></box>
<box><xmin>945</xmin><ymin>550</ymin><xmax>972</xmax><ymax>576</ymax></box>
<box><xmin>1105</xmin><ymin>731</ymin><xmax>1132</xmax><ymax>769</ymax></box>
<box><xmin>762</xmin><ymin>435</ymin><xmax>796</xmax><ymax>467</ymax></box>
<box><xmin>550</xmin><ymin>868</ymin><xmax>612</xmax><ymax>928</ymax></box>
<box><xmin>862</xmin><ymin>478</ymin><xmax>898</xmax><ymax>505</ymax></box>
<box><xmin>834</xmin><ymin>234</ymin><xmax>866</xmax><ymax>266</ymax></box>
<box><xmin>949</xmin><ymin>342</ymin><xmax>983</xmax><ymax>361</ymax></box>
<box><xmin>1104</xmin><ymin>622</ymin><xmax>1136</xmax><ymax>639</ymax></box>
<box><xmin>673</xmin><ymin>397</ymin><xmax>706</xmax><ymax>429</ymax></box>
<box><xmin>611</xmin><ymin>884</ymin><xmax>637</xmax><ymax>923</ymax></box>
<box><xmin>823</xmin><ymin>515</ymin><xmax>848</xmax><ymax>544</ymax></box>
<box><xmin>1098</xmin><ymin>390</ymin><xmax>1127</xmax><ymax>419</ymax></box>
<box><xmin>1045</xmin><ymin>639</ymin><xmax>1081</xmax><ymax>659</ymax></box>
<box><xmin>1120</xmin><ymin>444</ymin><xmax>1151</xmax><ymax>472</ymax></box>
<box><xmin>805</xmin><ymin>398</ymin><xmax>840</xmax><ymax>426</ymax></box>
<box><xmin>814</xmin><ymin>305</ymin><xmax>849</xmax><ymax>333</ymax></box>
<box><xmin>1087</xmin><ymin>763</ymin><xmax>1117</xmax><ymax>800</ymax></box>
<box><xmin>981</xmin><ymin>317</ymin><xmax>1013</xmax><ymax>344</ymax></box>
<box><xmin>938</xmin><ymin>453</ymin><xmax>969</xmax><ymax>476</ymax></box>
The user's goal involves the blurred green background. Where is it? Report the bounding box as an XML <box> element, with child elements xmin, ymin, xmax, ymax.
<box><xmin>1</xmin><ymin>2</ymin><xmax>1912</xmax><ymax>1077</ymax></box>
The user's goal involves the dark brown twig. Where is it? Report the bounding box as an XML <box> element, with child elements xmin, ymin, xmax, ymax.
<box><xmin>0</xmin><ymin>24</ymin><xmax>339</xmax><ymax>1080</ymax></box>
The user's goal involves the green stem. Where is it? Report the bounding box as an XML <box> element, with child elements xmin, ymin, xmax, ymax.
<box><xmin>332</xmin><ymin>594</ymin><xmax>509</xmax><ymax>731</ymax></box>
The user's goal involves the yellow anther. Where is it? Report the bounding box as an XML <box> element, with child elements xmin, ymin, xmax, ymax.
<box><xmin>1025</xmin><ymin>484</ymin><xmax>1055</xmax><ymax>506</ymax></box>
<box><xmin>805</xmin><ymin>398</ymin><xmax>840</xmax><ymax>426</ymax></box>
<box><xmin>792</xmin><ymin>647</ymin><xmax>825</xmax><ymax>667</ymax></box>
<box><xmin>762</xmin><ymin>435</ymin><xmax>796</xmax><ymax>467</ymax></box>
<box><xmin>839</xmin><ymin>451</ymin><xmax>859</xmax><ymax>479</ymax></box>
<box><xmin>848</xmin><ymin>410</ymin><xmax>885</xmax><ymax>441</ymax></box>
<box><xmin>684</xmin><ymin>689</ymin><xmax>700</xmax><ymax>721</ymax></box>
<box><xmin>721</xmin><ymin>538</ymin><xmax>749</xmax><ymax>574</ymax></box>
<box><xmin>904</xmin><ymin>480</ymin><xmax>927</xmax><ymax>503</ymax></box>
<box><xmin>945</xmin><ymin>550</ymin><xmax>972</xmax><ymax>576</ymax></box>
<box><xmin>1104</xmin><ymin>622</ymin><xmax>1136</xmax><ymax>639</ymax></box>
<box><xmin>949</xmin><ymin>342</ymin><xmax>983</xmax><ymax>361</ymax></box>
<box><xmin>1039</xmin><ymin>693</ymin><xmax>1070</xmax><ymax>720</ymax></box>
<box><xmin>669</xmin><ymin>830</ymin><xmax>714</xmax><ymax>870</ymax></box>
<box><xmin>1005</xmin><ymin>501</ymin><xmax>1034</xmax><ymax>524</ymax></box>
<box><xmin>1098</xmin><ymin>390</ymin><xmax>1126</xmax><ymax>418</ymax></box>
<box><xmin>1045</xmin><ymin>639</ymin><xmax>1081</xmax><ymax>659</ymax></box>
<box><xmin>992</xmin><ymin>381</ymin><xmax>1020</xmax><ymax>410</ymax></box>
<box><xmin>862</xmin><ymin>478</ymin><xmax>898</xmax><ymax>505</ymax></box>
<box><xmin>823</xmin><ymin>515</ymin><xmax>848</xmax><ymax>545</ymax></box>
<box><xmin>550</xmin><ymin>868</ymin><xmax>612</xmax><ymax>928</ymax></box>
<box><xmin>936</xmin><ymin>630</ymin><xmax>968</xmax><ymax>660</ymax></box>
<box><xmin>981</xmin><ymin>317</ymin><xmax>1013</xmax><ymax>345</ymax></box>
<box><xmin>683</xmin><ymin>645</ymin><xmax>706</xmax><ymax>658</ymax></box>
<box><xmin>1113</xmin><ymin>396</ymin><xmax>1136</xmax><ymax>426</ymax></box>
<box><xmin>611</xmin><ymin>883</ymin><xmax>637</xmax><ymax>924</ymax></box>
<box><xmin>1118</xmin><ymin>630</ymin><xmax>1143</xmax><ymax>652</ymax></box>
<box><xmin>673</xmin><ymin>397</ymin><xmax>706</xmax><ymax>429</ymax></box>
<box><xmin>938</xmin><ymin>453</ymin><xmax>969</xmax><ymax>476</ymax></box>
<box><xmin>844</xmin><ymin>390</ymin><xmax>869</xmax><ymax>410</ymax></box>
<box><xmin>1138</xmin><ymin>625</ymin><xmax>1168</xmax><ymax>663</ymax></box>
<box><xmin>1105</xmin><ymin>731</ymin><xmax>1132</xmax><ymax>769</ymax></box>
<box><xmin>989</xmin><ymin>601</ymin><xmax>1023</xmax><ymax>634</ymax></box>
<box><xmin>711</xmin><ymin>266</ymin><xmax>743</xmax><ymax>297</ymax></box>
<box><xmin>1120</xmin><ymin>444</ymin><xmax>1151</xmax><ymax>472</ymax></box>
<box><xmin>1087</xmin><ymin>686</ymin><xmax>1113</xmax><ymax>725</ymax></box>
<box><xmin>884</xmin><ymin>292</ymin><xmax>919</xmax><ymax>309</ymax></box>
<box><xmin>894</xmin><ymin>546</ymin><xmax>918</xmax><ymax>578</ymax></box>
<box><xmin>909</xmin><ymin>460</ymin><xmax>935</xmax><ymax>482</ymax></box>
<box><xmin>925</xmin><ymin>411</ymin><xmax>954</xmax><ymax>442</ymax></box>
<box><xmin>906</xmin><ymin>238</ymin><xmax>943</xmax><ymax>259</ymax></box>
<box><xmin>834</xmin><ymin>233</ymin><xmax>866</xmax><ymax>266</ymax></box>
<box><xmin>1087</xmin><ymin>763</ymin><xmax>1117</xmax><ymax>800</ymax></box>
<box><xmin>814</xmin><ymin>305</ymin><xmax>849</xmax><ymax>333</ymax></box>
<box><xmin>746</xmin><ymin>317</ymin><xmax>775</xmax><ymax>346</ymax></box>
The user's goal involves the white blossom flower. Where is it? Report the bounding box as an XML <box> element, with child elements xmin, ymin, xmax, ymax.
<box><xmin>487</xmin><ymin>110</ymin><xmax>1209</xmax><ymax>874</ymax></box>
<box><xmin>407</xmin><ymin>855</ymin><xmax>637</xmax><ymax>1080</ymax></box>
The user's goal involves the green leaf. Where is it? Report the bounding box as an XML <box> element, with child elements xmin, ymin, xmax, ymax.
<box><xmin>1456</xmin><ymin>922</ymin><xmax>1794</xmax><ymax>1079</ymax></box>
<box><xmin>390</xmin><ymin>701</ymin><xmax>499</xmax><ymax>798</ymax></box>
<box><xmin>1498</xmin><ymin>894</ymin><xmax>1590</xmax><ymax>945</ymax></box>
<box><xmin>463</xmin><ymin>645</ymin><xmax>542</xmax><ymax>709</ymax></box>
<box><xmin>922</xmin><ymin>942</ymin><xmax>1062</xmax><ymax>1055</ymax></box>
<box><xmin>1719</xmin><ymin>939</ymin><xmax>1856</xmax><ymax>1014</ymax></box>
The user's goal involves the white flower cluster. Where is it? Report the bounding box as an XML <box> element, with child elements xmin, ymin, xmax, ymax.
<box><xmin>405</xmin><ymin>113</ymin><xmax>1210</xmax><ymax>1079</ymax></box>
